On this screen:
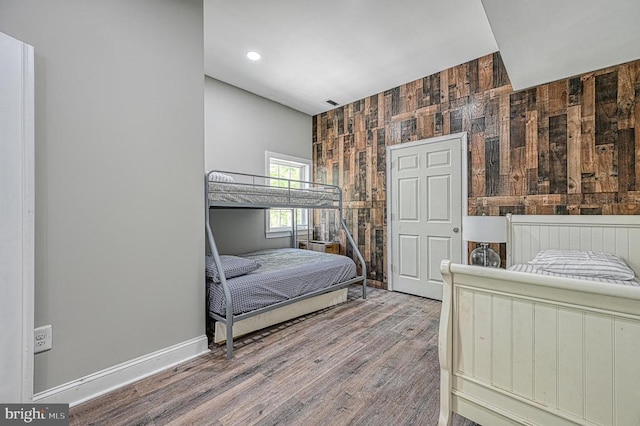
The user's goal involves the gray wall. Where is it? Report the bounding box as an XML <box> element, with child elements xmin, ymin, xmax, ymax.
<box><xmin>0</xmin><ymin>0</ymin><xmax>205</xmax><ymax>392</ymax></box>
<box><xmin>205</xmin><ymin>77</ymin><xmax>312</xmax><ymax>254</ymax></box>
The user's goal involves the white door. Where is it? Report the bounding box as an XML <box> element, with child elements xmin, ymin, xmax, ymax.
<box><xmin>0</xmin><ymin>32</ymin><xmax>35</xmax><ymax>402</ymax></box>
<box><xmin>389</xmin><ymin>134</ymin><xmax>464</xmax><ymax>300</ymax></box>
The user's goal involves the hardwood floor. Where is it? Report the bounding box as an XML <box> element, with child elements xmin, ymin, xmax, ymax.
<box><xmin>70</xmin><ymin>287</ymin><xmax>477</xmax><ymax>426</ymax></box>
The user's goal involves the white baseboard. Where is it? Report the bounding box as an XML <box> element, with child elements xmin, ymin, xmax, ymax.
<box><xmin>33</xmin><ymin>335</ymin><xmax>209</xmax><ymax>407</ymax></box>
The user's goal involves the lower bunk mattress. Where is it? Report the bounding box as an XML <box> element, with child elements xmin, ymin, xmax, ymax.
<box><xmin>207</xmin><ymin>248</ymin><xmax>357</xmax><ymax>316</ymax></box>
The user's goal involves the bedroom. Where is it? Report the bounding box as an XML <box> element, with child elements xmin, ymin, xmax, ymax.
<box><xmin>1</xmin><ymin>0</ymin><xmax>640</xmax><ymax>425</ymax></box>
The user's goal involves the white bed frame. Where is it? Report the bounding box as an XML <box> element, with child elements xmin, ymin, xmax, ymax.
<box><xmin>439</xmin><ymin>214</ymin><xmax>640</xmax><ymax>426</ymax></box>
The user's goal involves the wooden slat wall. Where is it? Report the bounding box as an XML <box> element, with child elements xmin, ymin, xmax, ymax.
<box><xmin>313</xmin><ymin>53</ymin><xmax>640</xmax><ymax>289</ymax></box>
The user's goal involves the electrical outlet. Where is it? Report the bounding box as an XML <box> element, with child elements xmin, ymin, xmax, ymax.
<box><xmin>34</xmin><ymin>325</ymin><xmax>52</xmax><ymax>353</ymax></box>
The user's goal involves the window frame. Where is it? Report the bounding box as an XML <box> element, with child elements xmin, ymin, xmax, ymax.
<box><xmin>264</xmin><ymin>151</ymin><xmax>312</xmax><ymax>238</ymax></box>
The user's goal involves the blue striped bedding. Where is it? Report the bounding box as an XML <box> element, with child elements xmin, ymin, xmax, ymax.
<box><xmin>507</xmin><ymin>263</ymin><xmax>640</xmax><ymax>287</ymax></box>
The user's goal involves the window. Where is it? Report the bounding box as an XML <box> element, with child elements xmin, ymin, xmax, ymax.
<box><xmin>265</xmin><ymin>152</ymin><xmax>311</xmax><ymax>236</ymax></box>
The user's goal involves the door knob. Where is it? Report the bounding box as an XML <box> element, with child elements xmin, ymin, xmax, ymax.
<box><xmin>453</xmin><ymin>227</ymin><xmax>459</xmax><ymax>233</ymax></box>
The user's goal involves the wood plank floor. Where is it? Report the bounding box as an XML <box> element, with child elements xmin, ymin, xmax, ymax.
<box><xmin>70</xmin><ymin>287</ymin><xmax>477</xmax><ymax>426</ymax></box>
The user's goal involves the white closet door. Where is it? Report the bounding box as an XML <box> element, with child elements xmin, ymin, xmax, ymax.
<box><xmin>388</xmin><ymin>134</ymin><xmax>464</xmax><ymax>301</ymax></box>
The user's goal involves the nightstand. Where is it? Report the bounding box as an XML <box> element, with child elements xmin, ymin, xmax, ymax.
<box><xmin>298</xmin><ymin>240</ymin><xmax>340</xmax><ymax>254</ymax></box>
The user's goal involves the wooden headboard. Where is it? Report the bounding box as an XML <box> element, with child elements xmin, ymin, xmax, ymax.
<box><xmin>506</xmin><ymin>214</ymin><xmax>640</xmax><ymax>273</ymax></box>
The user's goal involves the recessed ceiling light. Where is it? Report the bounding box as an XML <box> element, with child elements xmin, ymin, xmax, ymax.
<box><xmin>246</xmin><ymin>51</ymin><xmax>261</xmax><ymax>61</ymax></box>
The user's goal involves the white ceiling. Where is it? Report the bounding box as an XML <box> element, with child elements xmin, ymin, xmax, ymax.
<box><xmin>204</xmin><ymin>0</ymin><xmax>640</xmax><ymax>116</ymax></box>
<box><xmin>483</xmin><ymin>0</ymin><xmax>640</xmax><ymax>91</ymax></box>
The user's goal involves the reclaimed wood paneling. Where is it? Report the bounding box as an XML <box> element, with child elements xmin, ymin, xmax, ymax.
<box><xmin>595</xmin><ymin>72</ymin><xmax>618</xmax><ymax>145</ymax></box>
<box><xmin>581</xmin><ymin>74</ymin><xmax>597</xmax><ymax>194</ymax></box>
<box><xmin>636</xmin><ymin>102</ymin><xmax>640</xmax><ymax>188</ymax></box>
<box><xmin>549</xmin><ymin>114</ymin><xmax>568</xmax><ymax>194</ymax></box>
<box><xmin>499</xmin><ymin>93</ymin><xmax>511</xmax><ymax>185</ymax></box>
<box><xmin>486</xmin><ymin>137</ymin><xmax>501</xmax><ymax>196</ymax></box>
<box><xmin>510</xmin><ymin>146</ymin><xmax>526</xmax><ymax>196</ymax></box>
<box><xmin>471</xmin><ymin>133</ymin><xmax>486</xmax><ymax>197</ymax></box>
<box><xmin>617</xmin><ymin>65</ymin><xmax>634</xmax><ymax>129</ymax></box>
<box><xmin>568</xmin><ymin>77</ymin><xmax>582</xmax><ymax>106</ymax></box>
<box><xmin>536</xmin><ymin>85</ymin><xmax>551</xmax><ymax>194</ymax></box>
<box><xmin>314</xmin><ymin>53</ymin><xmax>640</xmax><ymax>289</ymax></box>
<box><xmin>567</xmin><ymin>106</ymin><xmax>582</xmax><ymax>194</ymax></box>
<box><xmin>478</xmin><ymin>54</ymin><xmax>493</xmax><ymax>93</ymax></box>
<box><xmin>525</xmin><ymin>110</ymin><xmax>539</xmax><ymax>195</ymax></box>
<box><xmin>509</xmin><ymin>92</ymin><xmax>527</xmax><ymax>148</ymax></box>
<box><xmin>493</xmin><ymin>52</ymin><xmax>510</xmax><ymax>88</ymax></box>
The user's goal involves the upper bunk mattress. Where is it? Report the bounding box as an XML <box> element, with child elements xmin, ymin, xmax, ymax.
<box><xmin>207</xmin><ymin>248</ymin><xmax>357</xmax><ymax>316</ymax></box>
<box><xmin>208</xmin><ymin>181</ymin><xmax>340</xmax><ymax>208</ymax></box>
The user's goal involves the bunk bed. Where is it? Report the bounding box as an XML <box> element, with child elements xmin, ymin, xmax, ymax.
<box><xmin>438</xmin><ymin>214</ymin><xmax>640</xmax><ymax>426</ymax></box>
<box><xmin>205</xmin><ymin>170</ymin><xmax>367</xmax><ymax>359</ymax></box>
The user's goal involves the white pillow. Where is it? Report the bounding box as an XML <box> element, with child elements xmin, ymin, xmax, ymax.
<box><xmin>206</xmin><ymin>255</ymin><xmax>260</xmax><ymax>283</ymax></box>
<box><xmin>528</xmin><ymin>249</ymin><xmax>635</xmax><ymax>280</ymax></box>
<box><xmin>208</xmin><ymin>172</ymin><xmax>235</xmax><ymax>183</ymax></box>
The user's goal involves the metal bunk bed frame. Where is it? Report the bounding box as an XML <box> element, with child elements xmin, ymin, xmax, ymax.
<box><xmin>205</xmin><ymin>170</ymin><xmax>367</xmax><ymax>359</ymax></box>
